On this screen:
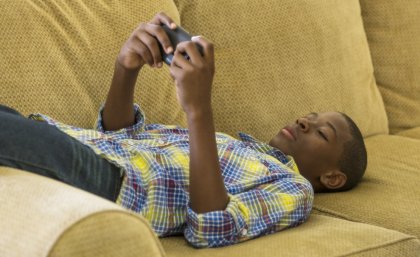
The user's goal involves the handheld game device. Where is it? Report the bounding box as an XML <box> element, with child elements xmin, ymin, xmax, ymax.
<box><xmin>159</xmin><ymin>24</ymin><xmax>204</xmax><ymax>65</ymax></box>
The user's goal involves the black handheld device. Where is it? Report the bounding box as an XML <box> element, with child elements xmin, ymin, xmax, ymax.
<box><xmin>159</xmin><ymin>24</ymin><xmax>204</xmax><ymax>65</ymax></box>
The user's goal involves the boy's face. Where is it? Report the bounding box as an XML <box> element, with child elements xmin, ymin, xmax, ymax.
<box><xmin>269</xmin><ymin>112</ymin><xmax>352</xmax><ymax>191</ymax></box>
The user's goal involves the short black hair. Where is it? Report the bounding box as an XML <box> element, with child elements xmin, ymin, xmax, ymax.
<box><xmin>334</xmin><ymin>113</ymin><xmax>367</xmax><ymax>192</ymax></box>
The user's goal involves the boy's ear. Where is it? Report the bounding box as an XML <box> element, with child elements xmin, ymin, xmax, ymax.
<box><xmin>320</xmin><ymin>170</ymin><xmax>347</xmax><ymax>190</ymax></box>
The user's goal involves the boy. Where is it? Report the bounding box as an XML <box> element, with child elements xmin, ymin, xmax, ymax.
<box><xmin>0</xmin><ymin>13</ymin><xmax>367</xmax><ymax>248</ymax></box>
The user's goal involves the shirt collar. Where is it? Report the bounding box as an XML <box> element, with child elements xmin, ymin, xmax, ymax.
<box><xmin>238</xmin><ymin>132</ymin><xmax>300</xmax><ymax>174</ymax></box>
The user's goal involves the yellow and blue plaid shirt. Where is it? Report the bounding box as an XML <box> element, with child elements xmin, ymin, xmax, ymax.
<box><xmin>30</xmin><ymin>104</ymin><xmax>313</xmax><ymax>248</ymax></box>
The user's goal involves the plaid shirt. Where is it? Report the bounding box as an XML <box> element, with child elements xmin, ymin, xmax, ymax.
<box><xmin>29</xmin><ymin>104</ymin><xmax>313</xmax><ymax>248</ymax></box>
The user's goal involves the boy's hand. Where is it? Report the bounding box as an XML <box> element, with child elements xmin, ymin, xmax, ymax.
<box><xmin>117</xmin><ymin>12</ymin><xmax>176</xmax><ymax>71</ymax></box>
<box><xmin>170</xmin><ymin>36</ymin><xmax>215</xmax><ymax>115</ymax></box>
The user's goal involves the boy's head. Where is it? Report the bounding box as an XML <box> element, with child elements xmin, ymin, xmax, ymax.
<box><xmin>269</xmin><ymin>112</ymin><xmax>367</xmax><ymax>193</ymax></box>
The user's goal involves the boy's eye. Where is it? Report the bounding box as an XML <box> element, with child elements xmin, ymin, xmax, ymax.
<box><xmin>318</xmin><ymin>130</ymin><xmax>328</xmax><ymax>142</ymax></box>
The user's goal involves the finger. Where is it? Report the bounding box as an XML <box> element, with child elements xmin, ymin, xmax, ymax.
<box><xmin>175</xmin><ymin>41</ymin><xmax>202</xmax><ymax>65</ymax></box>
<box><xmin>144</xmin><ymin>24</ymin><xmax>174</xmax><ymax>54</ymax></box>
<box><xmin>136</xmin><ymin>27</ymin><xmax>162</xmax><ymax>67</ymax></box>
<box><xmin>192</xmin><ymin>36</ymin><xmax>214</xmax><ymax>68</ymax></box>
<box><xmin>131</xmin><ymin>37</ymin><xmax>154</xmax><ymax>66</ymax></box>
<box><xmin>151</xmin><ymin>12</ymin><xmax>177</xmax><ymax>29</ymax></box>
<box><xmin>171</xmin><ymin>47</ymin><xmax>193</xmax><ymax>70</ymax></box>
<box><xmin>169</xmin><ymin>64</ymin><xmax>182</xmax><ymax>80</ymax></box>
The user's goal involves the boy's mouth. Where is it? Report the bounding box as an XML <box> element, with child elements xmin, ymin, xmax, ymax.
<box><xmin>281</xmin><ymin>126</ymin><xmax>297</xmax><ymax>141</ymax></box>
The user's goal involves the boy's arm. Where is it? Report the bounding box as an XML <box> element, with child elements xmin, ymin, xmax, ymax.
<box><xmin>170</xmin><ymin>38</ymin><xmax>229</xmax><ymax>213</ymax></box>
<box><xmin>102</xmin><ymin>63</ymin><xmax>138</xmax><ymax>131</ymax></box>
<box><xmin>102</xmin><ymin>12</ymin><xmax>229</xmax><ymax>213</ymax></box>
<box><xmin>102</xmin><ymin>13</ymin><xmax>176</xmax><ymax>131</ymax></box>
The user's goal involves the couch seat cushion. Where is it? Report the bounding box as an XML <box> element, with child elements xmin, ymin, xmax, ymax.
<box><xmin>160</xmin><ymin>214</ymin><xmax>420</xmax><ymax>257</ymax></box>
<box><xmin>313</xmin><ymin>135</ymin><xmax>420</xmax><ymax>238</ymax></box>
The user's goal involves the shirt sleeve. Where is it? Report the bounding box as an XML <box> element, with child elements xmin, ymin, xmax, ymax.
<box><xmin>94</xmin><ymin>103</ymin><xmax>146</xmax><ymax>136</ymax></box>
<box><xmin>184</xmin><ymin>176</ymin><xmax>313</xmax><ymax>248</ymax></box>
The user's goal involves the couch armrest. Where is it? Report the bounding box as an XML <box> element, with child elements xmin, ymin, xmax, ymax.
<box><xmin>0</xmin><ymin>167</ymin><xmax>165</xmax><ymax>257</ymax></box>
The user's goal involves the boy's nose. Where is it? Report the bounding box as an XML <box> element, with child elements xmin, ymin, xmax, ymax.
<box><xmin>296</xmin><ymin>118</ymin><xmax>310</xmax><ymax>132</ymax></box>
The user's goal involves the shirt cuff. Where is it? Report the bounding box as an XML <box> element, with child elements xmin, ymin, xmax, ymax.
<box><xmin>184</xmin><ymin>195</ymin><xmax>248</xmax><ymax>248</ymax></box>
<box><xmin>95</xmin><ymin>103</ymin><xmax>145</xmax><ymax>135</ymax></box>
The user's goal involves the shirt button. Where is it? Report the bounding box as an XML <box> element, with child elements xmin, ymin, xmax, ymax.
<box><xmin>241</xmin><ymin>229</ymin><xmax>248</xmax><ymax>236</ymax></box>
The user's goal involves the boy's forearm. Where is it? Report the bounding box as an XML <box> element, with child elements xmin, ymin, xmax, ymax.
<box><xmin>103</xmin><ymin>61</ymin><xmax>139</xmax><ymax>131</ymax></box>
<box><xmin>188</xmin><ymin>108</ymin><xmax>229</xmax><ymax>213</ymax></box>
<box><xmin>102</xmin><ymin>12</ymin><xmax>178</xmax><ymax>131</ymax></box>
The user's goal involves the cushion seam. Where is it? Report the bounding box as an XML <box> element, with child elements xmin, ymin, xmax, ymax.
<box><xmin>312</xmin><ymin>206</ymin><xmax>361</xmax><ymax>223</ymax></box>
<box><xmin>339</xmin><ymin>237</ymin><xmax>419</xmax><ymax>257</ymax></box>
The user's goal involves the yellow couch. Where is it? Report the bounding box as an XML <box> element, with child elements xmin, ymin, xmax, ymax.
<box><xmin>1</xmin><ymin>0</ymin><xmax>419</xmax><ymax>256</ymax></box>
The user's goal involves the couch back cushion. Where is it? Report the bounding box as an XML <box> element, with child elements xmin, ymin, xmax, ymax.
<box><xmin>174</xmin><ymin>0</ymin><xmax>388</xmax><ymax>141</ymax></box>
<box><xmin>360</xmin><ymin>1</ymin><xmax>420</xmax><ymax>134</ymax></box>
<box><xmin>0</xmin><ymin>0</ymin><xmax>185</xmax><ymax>128</ymax></box>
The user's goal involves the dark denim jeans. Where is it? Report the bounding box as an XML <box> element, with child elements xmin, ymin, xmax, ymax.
<box><xmin>0</xmin><ymin>104</ymin><xmax>122</xmax><ymax>201</ymax></box>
